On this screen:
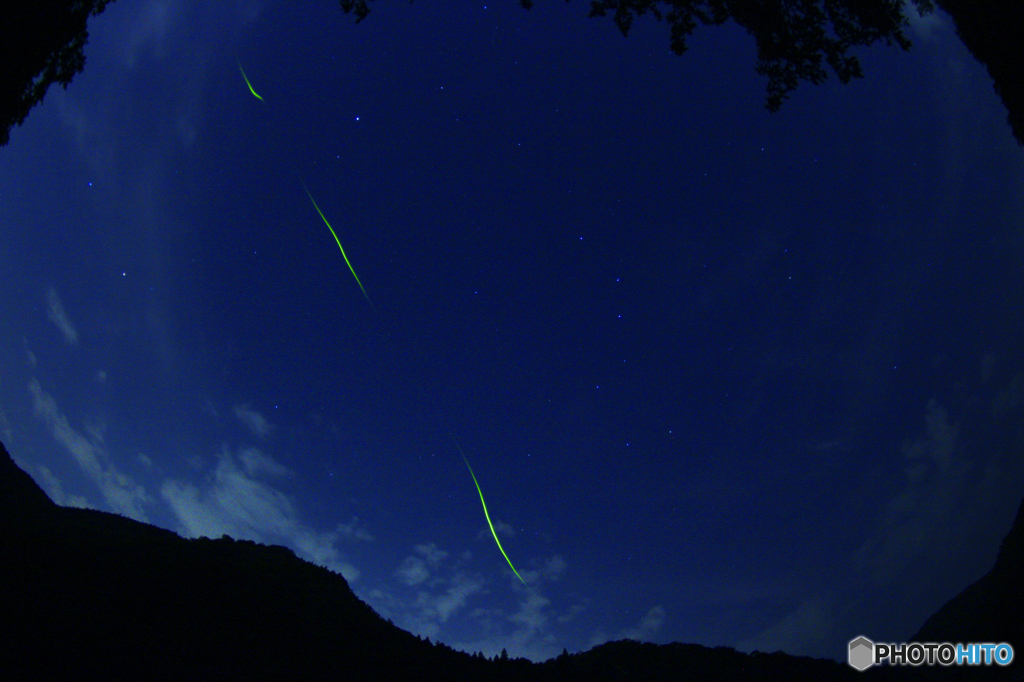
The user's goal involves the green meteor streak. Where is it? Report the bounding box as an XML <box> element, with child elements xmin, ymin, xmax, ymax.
<box><xmin>452</xmin><ymin>439</ymin><xmax>526</xmax><ymax>585</ymax></box>
<box><xmin>237</xmin><ymin>61</ymin><xmax>263</xmax><ymax>101</ymax></box>
<box><xmin>302</xmin><ymin>182</ymin><xmax>371</xmax><ymax>305</ymax></box>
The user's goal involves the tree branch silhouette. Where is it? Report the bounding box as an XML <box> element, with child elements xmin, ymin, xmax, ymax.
<box><xmin>341</xmin><ymin>0</ymin><xmax>935</xmax><ymax>112</ymax></box>
<box><xmin>0</xmin><ymin>0</ymin><xmax>113</xmax><ymax>146</ymax></box>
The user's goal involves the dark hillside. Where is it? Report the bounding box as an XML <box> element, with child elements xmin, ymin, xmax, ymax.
<box><xmin>3</xmin><ymin>439</ymin><xmax>1018</xmax><ymax>680</ymax></box>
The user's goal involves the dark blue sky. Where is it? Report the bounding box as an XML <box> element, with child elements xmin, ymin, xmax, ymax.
<box><xmin>1</xmin><ymin>0</ymin><xmax>1022</xmax><ymax>662</ymax></box>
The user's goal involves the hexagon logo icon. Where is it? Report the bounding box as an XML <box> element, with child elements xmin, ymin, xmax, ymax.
<box><xmin>848</xmin><ymin>636</ymin><xmax>874</xmax><ymax>671</ymax></box>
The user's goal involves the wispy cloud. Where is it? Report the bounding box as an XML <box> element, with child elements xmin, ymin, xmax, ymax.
<box><xmin>336</xmin><ymin>516</ymin><xmax>374</xmax><ymax>542</ymax></box>
<box><xmin>417</xmin><ymin>542</ymin><xmax>450</xmax><ymax>565</ymax></box>
<box><xmin>45</xmin><ymin>286</ymin><xmax>78</xmax><ymax>345</ymax></box>
<box><xmin>371</xmin><ymin>544</ymin><xmax>581</xmax><ymax>662</ymax></box>
<box><xmin>619</xmin><ymin>605</ymin><xmax>667</xmax><ymax>641</ymax></box>
<box><xmin>739</xmin><ymin>399</ymin><xmax>969</xmax><ymax>657</ymax></box>
<box><xmin>237</xmin><ymin>446</ymin><xmax>289</xmax><ymax>477</ymax></box>
<box><xmin>36</xmin><ymin>465</ymin><xmax>92</xmax><ymax>509</ymax></box>
<box><xmin>433</xmin><ymin>573</ymin><xmax>487</xmax><ymax>623</ymax></box>
<box><xmin>374</xmin><ymin>544</ymin><xmax>486</xmax><ymax>639</ymax></box>
<box><xmin>522</xmin><ymin>555</ymin><xmax>566</xmax><ymax>584</ymax></box>
<box><xmin>738</xmin><ymin>387</ymin><xmax>1024</xmax><ymax>658</ymax></box>
<box><xmin>473</xmin><ymin>556</ymin><xmax>585</xmax><ymax>662</ymax></box>
<box><xmin>851</xmin><ymin>399</ymin><xmax>969</xmax><ymax>583</ymax></box>
<box><xmin>233</xmin><ymin>403</ymin><xmax>272</xmax><ymax>439</ymax></box>
<box><xmin>738</xmin><ymin>597</ymin><xmax>833</xmax><ymax>655</ymax></box>
<box><xmin>120</xmin><ymin>0</ymin><xmax>177</xmax><ymax>69</ymax></box>
<box><xmin>905</xmin><ymin>1</ymin><xmax>948</xmax><ymax>43</ymax></box>
<box><xmin>588</xmin><ymin>604</ymin><xmax>669</xmax><ymax>652</ymax></box>
<box><xmin>28</xmin><ymin>378</ymin><xmax>150</xmax><ymax>520</ymax></box>
<box><xmin>396</xmin><ymin>543</ymin><xmax>450</xmax><ymax>586</ymax></box>
<box><xmin>507</xmin><ymin>590</ymin><xmax>553</xmax><ymax>645</ymax></box>
<box><xmin>160</xmin><ymin>446</ymin><xmax>360</xmax><ymax>581</ymax></box>
<box><xmin>396</xmin><ymin>555</ymin><xmax>431</xmax><ymax>587</ymax></box>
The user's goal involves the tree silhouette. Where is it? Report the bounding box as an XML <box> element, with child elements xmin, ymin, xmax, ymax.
<box><xmin>932</xmin><ymin>0</ymin><xmax>1024</xmax><ymax>145</ymax></box>
<box><xmin>4</xmin><ymin>2</ymin><xmax>1021</xmax><ymax>148</ymax></box>
<box><xmin>0</xmin><ymin>0</ymin><xmax>113</xmax><ymax>146</ymax></box>
<box><xmin>585</xmin><ymin>0</ymin><xmax>935</xmax><ymax>110</ymax></box>
<box><xmin>342</xmin><ymin>0</ymin><xmax>935</xmax><ymax>112</ymax></box>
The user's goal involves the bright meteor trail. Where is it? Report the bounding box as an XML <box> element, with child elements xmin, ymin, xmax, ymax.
<box><xmin>302</xmin><ymin>182</ymin><xmax>371</xmax><ymax>306</ymax></box>
<box><xmin>237</xmin><ymin>61</ymin><xmax>263</xmax><ymax>101</ymax></box>
<box><xmin>452</xmin><ymin>438</ymin><xmax>526</xmax><ymax>585</ymax></box>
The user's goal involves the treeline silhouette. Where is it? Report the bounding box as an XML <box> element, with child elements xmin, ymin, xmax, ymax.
<box><xmin>2</xmin><ymin>1</ymin><xmax>1022</xmax><ymax>147</ymax></box>
<box><xmin>341</xmin><ymin>0</ymin><xmax>934</xmax><ymax>112</ymax></box>
<box><xmin>3</xmin><ymin>437</ymin><xmax>1021</xmax><ymax>678</ymax></box>
<box><xmin>0</xmin><ymin>0</ymin><xmax>112</xmax><ymax>146</ymax></box>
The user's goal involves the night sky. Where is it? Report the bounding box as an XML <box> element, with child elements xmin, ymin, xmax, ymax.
<box><xmin>2</xmin><ymin>0</ymin><xmax>1023</xmax><ymax>663</ymax></box>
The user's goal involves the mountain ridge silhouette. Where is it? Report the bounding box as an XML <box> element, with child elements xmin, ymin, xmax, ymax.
<box><xmin>1</xmin><ymin>439</ymin><xmax>1019</xmax><ymax>680</ymax></box>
